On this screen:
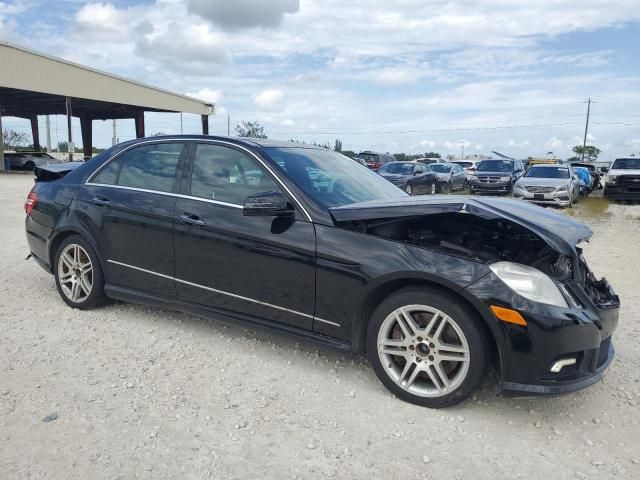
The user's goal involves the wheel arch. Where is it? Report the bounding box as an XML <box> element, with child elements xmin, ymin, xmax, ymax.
<box><xmin>49</xmin><ymin>225</ymin><xmax>105</xmax><ymax>274</ymax></box>
<box><xmin>351</xmin><ymin>276</ymin><xmax>504</xmax><ymax>377</ymax></box>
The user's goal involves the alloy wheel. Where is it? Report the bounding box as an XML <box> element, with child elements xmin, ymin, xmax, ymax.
<box><xmin>377</xmin><ymin>305</ymin><xmax>470</xmax><ymax>397</ymax></box>
<box><xmin>405</xmin><ymin>184</ymin><xmax>413</xmax><ymax>195</ymax></box>
<box><xmin>57</xmin><ymin>243</ymin><xmax>93</xmax><ymax>303</ymax></box>
<box><xmin>431</xmin><ymin>183</ymin><xmax>436</xmax><ymax>195</ymax></box>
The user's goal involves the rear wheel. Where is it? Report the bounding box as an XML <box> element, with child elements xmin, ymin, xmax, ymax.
<box><xmin>430</xmin><ymin>183</ymin><xmax>436</xmax><ymax>195</ymax></box>
<box><xmin>54</xmin><ymin>235</ymin><xmax>107</xmax><ymax>309</ymax></box>
<box><xmin>24</xmin><ymin>161</ymin><xmax>35</xmax><ymax>171</ymax></box>
<box><xmin>367</xmin><ymin>287</ymin><xmax>489</xmax><ymax>408</ymax></box>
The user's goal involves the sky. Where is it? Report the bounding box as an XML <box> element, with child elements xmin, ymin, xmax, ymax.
<box><xmin>1</xmin><ymin>0</ymin><xmax>640</xmax><ymax>160</ymax></box>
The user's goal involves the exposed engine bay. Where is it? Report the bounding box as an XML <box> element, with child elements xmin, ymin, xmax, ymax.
<box><xmin>337</xmin><ymin>212</ymin><xmax>619</xmax><ymax>308</ymax></box>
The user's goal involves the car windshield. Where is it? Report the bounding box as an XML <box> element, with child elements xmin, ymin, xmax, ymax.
<box><xmin>524</xmin><ymin>167</ymin><xmax>570</xmax><ymax>179</ymax></box>
<box><xmin>427</xmin><ymin>164</ymin><xmax>451</xmax><ymax>173</ymax></box>
<box><xmin>477</xmin><ymin>160</ymin><xmax>514</xmax><ymax>172</ymax></box>
<box><xmin>379</xmin><ymin>163</ymin><xmax>414</xmax><ymax>175</ymax></box>
<box><xmin>611</xmin><ymin>158</ymin><xmax>640</xmax><ymax>169</ymax></box>
<box><xmin>265</xmin><ymin>147</ymin><xmax>406</xmax><ymax>208</ymax></box>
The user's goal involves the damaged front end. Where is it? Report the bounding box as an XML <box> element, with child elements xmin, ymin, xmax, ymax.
<box><xmin>330</xmin><ymin>196</ymin><xmax>618</xmax><ymax>310</ymax></box>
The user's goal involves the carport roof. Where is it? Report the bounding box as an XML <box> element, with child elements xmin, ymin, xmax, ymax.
<box><xmin>0</xmin><ymin>41</ymin><xmax>214</xmax><ymax>118</ymax></box>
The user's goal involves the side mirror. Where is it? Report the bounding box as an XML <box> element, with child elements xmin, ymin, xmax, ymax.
<box><xmin>601</xmin><ymin>167</ymin><xmax>609</xmax><ymax>173</ymax></box>
<box><xmin>243</xmin><ymin>191</ymin><xmax>294</xmax><ymax>218</ymax></box>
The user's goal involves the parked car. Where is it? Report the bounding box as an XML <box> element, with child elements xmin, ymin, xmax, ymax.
<box><xmin>415</xmin><ymin>157</ymin><xmax>446</xmax><ymax>166</ymax></box>
<box><xmin>377</xmin><ymin>161</ymin><xmax>438</xmax><ymax>195</ymax></box>
<box><xmin>426</xmin><ymin>162</ymin><xmax>467</xmax><ymax>192</ymax></box>
<box><xmin>356</xmin><ymin>151</ymin><xmax>394</xmax><ymax>170</ymax></box>
<box><xmin>570</xmin><ymin>162</ymin><xmax>601</xmax><ymax>192</ymax></box>
<box><xmin>452</xmin><ymin>160</ymin><xmax>481</xmax><ymax>178</ymax></box>
<box><xmin>603</xmin><ymin>157</ymin><xmax>640</xmax><ymax>201</ymax></box>
<box><xmin>25</xmin><ymin>135</ymin><xmax>619</xmax><ymax>408</ymax></box>
<box><xmin>468</xmin><ymin>159</ymin><xmax>525</xmax><ymax>195</ymax></box>
<box><xmin>513</xmin><ymin>164</ymin><xmax>581</xmax><ymax>208</ymax></box>
<box><xmin>572</xmin><ymin>166</ymin><xmax>592</xmax><ymax>196</ymax></box>
<box><xmin>7</xmin><ymin>151</ymin><xmax>56</xmax><ymax>170</ymax></box>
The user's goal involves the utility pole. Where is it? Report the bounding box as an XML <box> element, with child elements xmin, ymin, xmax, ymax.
<box><xmin>580</xmin><ymin>98</ymin><xmax>592</xmax><ymax>162</ymax></box>
<box><xmin>65</xmin><ymin>97</ymin><xmax>73</xmax><ymax>162</ymax></box>
<box><xmin>227</xmin><ymin>114</ymin><xmax>230</xmax><ymax>136</ymax></box>
<box><xmin>45</xmin><ymin>115</ymin><xmax>52</xmax><ymax>152</ymax></box>
<box><xmin>0</xmin><ymin>100</ymin><xmax>4</xmax><ymax>171</ymax></box>
<box><xmin>180</xmin><ymin>113</ymin><xmax>183</xmax><ymax>134</ymax></box>
<box><xmin>461</xmin><ymin>146</ymin><xmax>465</xmax><ymax>160</ymax></box>
<box><xmin>112</xmin><ymin>119</ymin><xmax>117</xmax><ymax>146</ymax></box>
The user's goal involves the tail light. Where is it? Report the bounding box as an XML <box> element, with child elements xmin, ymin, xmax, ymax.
<box><xmin>373</xmin><ymin>161</ymin><xmax>381</xmax><ymax>169</ymax></box>
<box><xmin>25</xmin><ymin>191</ymin><xmax>37</xmax><ymax>215</ymax></box>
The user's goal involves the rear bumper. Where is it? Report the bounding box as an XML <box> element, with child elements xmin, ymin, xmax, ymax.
<box><xmin>604</xmin><ymin>184</ymin><xmax>640</xmax><ymax>200</ymax></box>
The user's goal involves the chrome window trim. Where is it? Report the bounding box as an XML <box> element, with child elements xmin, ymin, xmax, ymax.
<box><xmin>85</xmin><ymin>138</ymin><xmax>312</xmax><ymax>221</ymax></box>
<box><xmin>107</xmin><ymin>259</ymin><xmax>340</xmax><ymax>327</ymax></box>
<box><xmin>85</xmin><ymin>183</ymin><xmax>244</xmax><ymax>209</ymax></box>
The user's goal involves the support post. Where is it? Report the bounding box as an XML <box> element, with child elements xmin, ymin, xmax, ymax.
<box><xmin>30</xmin><ymin>115</ymin><xmax>41</xmax><ymax>152</ymax></box>
<box><xmin>135</xmin><ymin>110</ymin><xmax>145</xmax><ymax>138</ymax></box>
<box><xmin>0</xmin><ymin>101</ymin><xmax>4</xmax><ymax>171</ymax></box>
<box><xmin>45</xmin><ymin>115</ymin><xmax>52</xmax><ymax>152</ymax></box>
<box><xmin>66</xmin><ymin>96</ymin><xmax>73</xmax><ymax>161</ymax></box>
<box><xmin>80</xmin><ymin>116</ymin><xmax>93</xmax><ymax>160</ymax></box>
<box><xmin>201</xmin><ymin>114</ymin><xmax>209</xmax><ymax>135</ymax></box>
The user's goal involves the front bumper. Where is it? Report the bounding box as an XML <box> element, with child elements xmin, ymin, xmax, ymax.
<box><xmin>604</xmin><ymin>184</ymin><xmax>640</xmax><ymax>200</ymax></box>
<box><xmin>513</xmin><ymin>189</ymin><xmax>572</xmax><ymax>207</ymax></box>
<box><xmin>463</xmin><ymin>273</ymin><xmax>619</xmax><ymax>395</ymax></box>
<box><xmin>469</xmin><ymin>181</ymin><xmax>511</xmax><ymax>194</ymax></box>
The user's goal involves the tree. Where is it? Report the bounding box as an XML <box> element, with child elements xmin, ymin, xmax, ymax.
<box><xmin>57</xmin><ymin>141</ymin><xmax>69</xmax><ymax>153</ymax></box>
<box><xmin>334</xmin><ymin>139</ymin><xmax>343</xmax><ymax>152</ymax></box>
<box><xmin>341</xmin><ymin>150</ymin><xmax>356</xmax><ymax>158</ymax></box>
<box><xmin>2</xmin><ymin>128</ymin><xmax>29</xmax><ymax>150</ymax></box>
<box><xmin>235</xmin><ymin>121</ymin><xmax>267</xmax><ymax>139</ymax></box>
<box><xmin>572</xmin><ymin>145</ymin><xmax>601</xmax><ymax>161</ymax></box>
<box><xmin>424</xmin><ymin>152</ymin><xmax>441</xmax><ymax>159</ymax></box>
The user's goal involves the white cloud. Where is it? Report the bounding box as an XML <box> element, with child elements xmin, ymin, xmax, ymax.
<box><xmin>188</xmin><ymin>0</ymin><xmax>299</xmax><ymax>30</ymax></box>
<box><xmin>186</xmin><ymin>88</ymin><xmax>222</xmax><ymax>104</ymax></box>
<box><xmin>546</xmin><ymin>137</ymin><xmax>563</xmax><ymax>148</ymax></box>
<box><xmin>254</xmin><ymin>89</ymin><xmax>284</xmax><ymax>110</ymax></box>
<box><xmin>281</xmin><ymin>119</ymin><xmax>295</xmax><ymax>126</ymax></box>
<box><xmin>420</xmin><ymin>140</ymin><xmax>436</xmax><ymax>148</ymax></box>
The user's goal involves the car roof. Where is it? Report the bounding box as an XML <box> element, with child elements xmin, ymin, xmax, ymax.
<box><xmin>529</xmin><ymin>163</ymin><xmax>569</xmax><ymax>168</ymax></box>
<box><xmin>116</xmin><ymin>135</ymin><xmax>327</xmax><ymax>151</ymax></box>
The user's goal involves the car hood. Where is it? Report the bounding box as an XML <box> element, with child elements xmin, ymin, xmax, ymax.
<box><xmin>329</xmin><ymin>195</ymin><xmax>592</xmax><ymax>255</ymax></box>
<box><xmin>516</xmin><ymin>177</ymin><xmax>569</xmax><ymax>187</ymax></box>
<box><xmin>475</xmin><ymin>171</ymin><xmax>513</xmax><ymax>176</ymax></box>
<box><xmin>609</xmin><ymin>168</ymin><xmax>640</xmax><ymax>176</ymax></box>
<box><xmin>379</xmin><ymin>173</ymin><xmax>408</xmax><ymax>182</ymax></box>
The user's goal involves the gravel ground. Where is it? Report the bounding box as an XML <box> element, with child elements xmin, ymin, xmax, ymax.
<box><xmin>1</xmin><ymin>173</ymin><xmax>639</xmax><ymax>480</ymax></box>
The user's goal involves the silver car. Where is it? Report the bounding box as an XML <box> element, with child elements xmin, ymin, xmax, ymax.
<box><xmin>513</xmin><ymin>164</ymin><xmax>581</xmax><ymax>208</ymax></box>
<box><xmin>7</xmin><ymin>152</ymin><xmax>56</xmax><ymax>170</ymax></box>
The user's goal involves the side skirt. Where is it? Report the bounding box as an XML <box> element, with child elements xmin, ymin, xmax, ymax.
<box><xmin>104</xmin><ymin>284</ymin><xmax>352</xmax><ymax>352</ymax></box>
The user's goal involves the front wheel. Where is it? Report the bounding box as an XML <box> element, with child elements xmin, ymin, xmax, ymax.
<box><xmin>367</xmin><ymin>287</ymin><xmax>489</xmax><ymax>408</ymax></box>
<box><xmin>54</xmin><ymin>235</ymin><xmax>107</xmax><ymax>309</ymax></box>
<box><xmin>430</xmin><ymin>183</ymin><xmax>436</xmax><ymax>195</ymax></box>
<box><xmin>405</xmin><ymin>183</ymin><xmax>413</xmax><ymax>195</ymax></box>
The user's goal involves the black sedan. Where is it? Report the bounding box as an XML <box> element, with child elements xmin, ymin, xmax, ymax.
<box><xmin>377</xmin><ymin>161</ymin><xmax>438</xmax><ymax>195</ymax></box>
<box><xmin>25</xmin><ymin>136</ymin><xmax>619</xmax><ymax>408</ymax></box>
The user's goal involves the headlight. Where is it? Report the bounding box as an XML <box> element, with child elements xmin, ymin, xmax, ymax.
<box><xmin>499</xmin><ymin>176</ymin><xmax>511</xmax><ymax>182</ymax></box>
<box><xmin>468</xmin><ymin>175</ymin><xmax>478</xmax><ymax>181</ymax></box>
<box><xmin>513</xmin><ymin>183</ymin><xmax>525</xmax><ymax>191</ymax></box>
<box><xmin>489</xmin><ymin>262</ymin><xmax>568</xmax><ymax>308</ymax></box>
<box><xmin>606</xmin><ymin>175</ymin><xmax>617</xmax><ymax>184</ymax></box>
<box><xmin>556</xmin><ymin>185</ymin><xmax>569</xmax><ymax>192</ymax></box>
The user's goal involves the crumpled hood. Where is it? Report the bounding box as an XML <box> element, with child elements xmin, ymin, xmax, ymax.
<box><xmin>330</xmin><ymin>195</ymin><xmax>592</xmax><ymax>255</ymax></box>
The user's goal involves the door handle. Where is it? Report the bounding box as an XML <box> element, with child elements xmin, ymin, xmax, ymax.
<box><xmin>92</xmin><ymin>196</ymin><xmax>110</xmax><ymax>206</ymax></box>
<box><xmin>179</xmin><ymin>214</ymin><xmax>205</xmax><ymax>227</ymax></box>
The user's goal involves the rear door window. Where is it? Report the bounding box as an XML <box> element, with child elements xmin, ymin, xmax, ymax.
<box><xmin>94</xmin><ymin>143</ymin><xmax>183</xmax><ymax>192</ymax></box>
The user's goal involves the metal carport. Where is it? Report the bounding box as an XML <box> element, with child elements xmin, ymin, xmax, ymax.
<box><xmin>0</xmin><ymin>42</ymin><xmax>214</xmax><ymax>169</ymax></box>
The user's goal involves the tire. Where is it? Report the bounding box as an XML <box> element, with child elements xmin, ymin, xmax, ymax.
<box><xmin>53</xmin><ymin>235</ymin><xmax>107</xmax><ymax>310</ymax></box>
<box><xmin>445</xmin><ymin>182</ymin><xmax>452</xmax><ymax>194</ymax></box>
<box><xmin>367</xmin><ymin>287</ymin><xmax>489</xmax><ymax>408</ymax></box>
<box><xmin>430</xmin><ymin>183</ymin><xmax>436</xmax><ymax>195</ymax></box>
<box><xmin>24</xmin><ymin>161</ymin><xmax>35</xmax><ymax>171</ymax></box>
<box><xmin>405</xmin><ymin>183</ymin><xmax>413</xmax><ymax>195</ymax></box>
